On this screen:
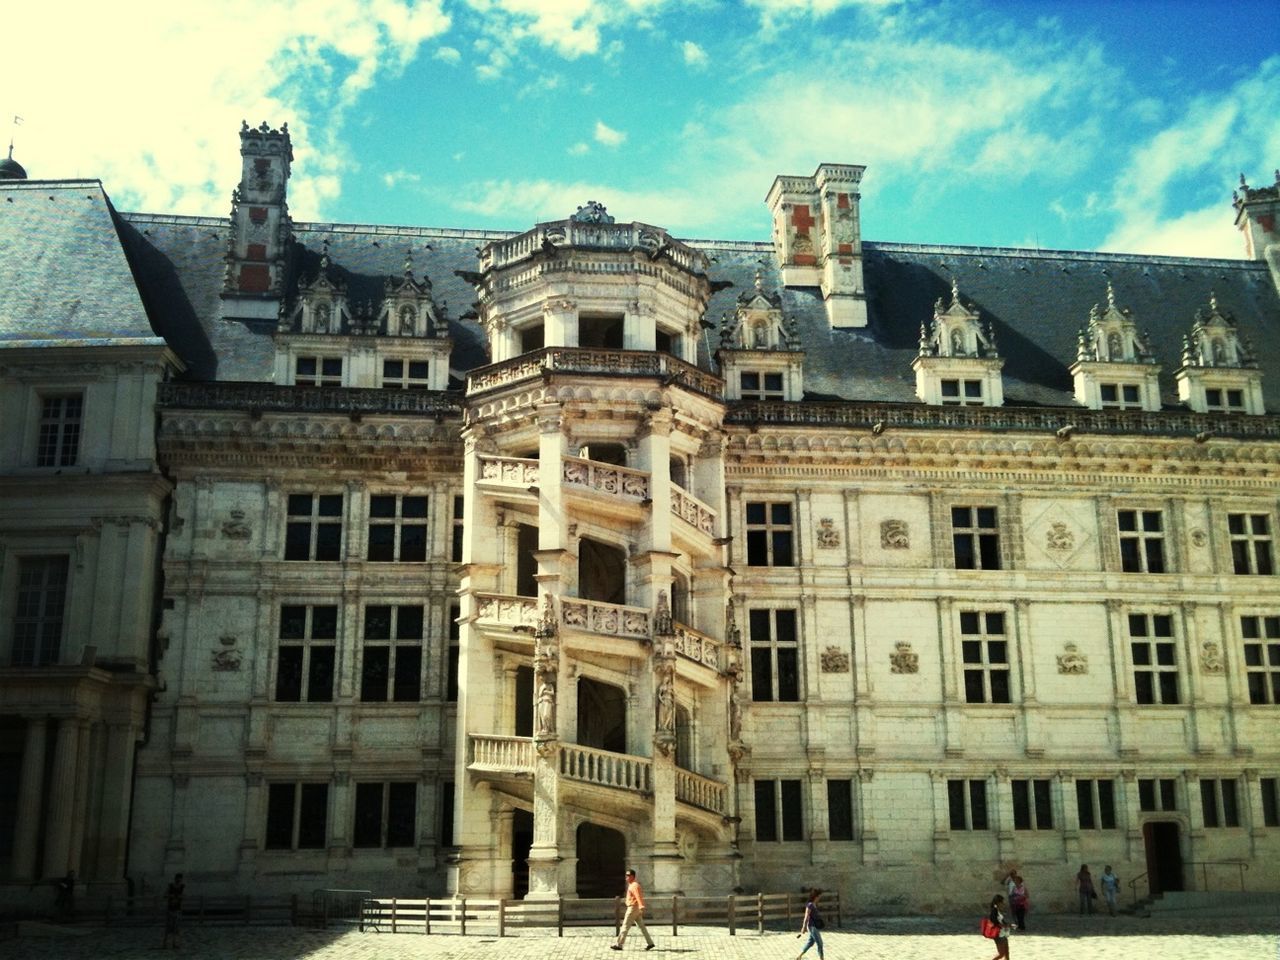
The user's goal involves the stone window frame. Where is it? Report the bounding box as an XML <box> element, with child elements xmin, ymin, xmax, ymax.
<box><xmin>1204</xmin><ymin>386</ymin><xmax>1247</xmax><ymax>412</ymax></box>
<box><xmin>264</xmin><ymin>782</ymin><xmax>329</xmax><ymax>850</ymax></box>
<box><xmin>380</xmin><ymin>357</ymin><xmax>431</xmax><ymax>390</ymax></box>
<box><xmin>274</xmin><ymin>603</ymin><xmax>339</xmax><ymax>703</ymax></box>
<box><xmin>1241</xmin><ymin>614</ymin><xmax>1280</xmax><ymax>705</ymax></box>
<box><xmin>747</xmin><ymin>606</ymin><xmax>801</xmax><ymax>703</ymax></box>
<box><xmin>826</xmin><ymin>778</ymin><xmax>855</xmax><ymax>841</ymax></box>
<box><xmin>1198</xmin><ymin>777</ymin><xmax>1241</xmax><ymax>828</ymax></box>
<box><xmin>366</xmin><ymin>493</ymin><xmax>429</xmax><ymax>563</ymax></box>
<box><xmin>1228</xmin><ymin>513</ymin><xmax>1275</xmax><ymax>576</ymax></box>
<box><xmin>293</xmin><ymin>354</ymin><xmax>344</xmax><ymax>387</ymax></box>
<box><xmin>744</xmin><ymin>500</ymin><xmax>795</xmax><ymax>568</ymax></box>
<box><xmin>1011</xmin><ymin>778</ymin><xmax>1054</xmax><ymax>830</ymax></box>
<box><xmin>947</xmin><ymin>778</ymin><xmax>989</xmax><ymax>830</ymax></box>
<box><xmin>950</xmin><ymin>505</ymin><xmax>1002</xmax><ymax>571</ymax></box>
<box><xmin>753</xmin><ymin>778</ymin><xmax>804</xmax><ymax>842</ymax></box>
<box><xmin>1262</xmin><ymin>777</ymin><xmax>1280</xmax><ymax>828</ymax></box>
<box><xmin>959</xmin><ymin>608</ymin><xmax>1011</xmax><ymax>704</ymax></box>
<box><xmin>359</xmin><ymin>603</ymin><xmax>425</xmax><ymax>703</ymax></box>
<box><xmin>10</xmin><ymin>555</ymin><xmax>70</xmax><ymax>667</ymax></box>
<box><xmin>1117</xmin><ymin>507</ymin><xmax>1168</xmax><ymax>574</ymax></box>
<box><xmin>35</xmin><ymin>393</ymin><xmax>84</xmax><ymax>468</ymax></box>
<box><xmin>1137</xmin><ymin>777</ymin><xmax>1178</xmax><ymax>812</ymax></box>
<box><xmin>1075</xmin><ymin>778</ymin><xmax>1118</xmax><ymax>829</ymax></box>
<box><xmin>352</xmin><ymin>781</ymin><xmax>418</xmax><ymax>848</ymax></box>
<box><xmin>1128</xmin><ymin>611</ymin><xmax>1180</xmax><ymax>705</ymax></box>
<box><xmin>283</xmin><ymin>492</ymin><xmax>344</xmax><ymax>561</ymax></box>
<box><xmin>451</xmin><ymin>494</ymin><xmax>465</xmax><ymax>563</ymax></box>
<box><xmin>446</xmin><ymin>603</ymin><xmax>460</xmax><ymax>702</ymax></box>
<box><xmin>1098</xmin><ymin>382</ymin><xmax>1143</xmax><ymax>409</ymax></box>
<box><xmin>739</xmin><ymin>370</ymin><xmax>786</xmax><ymax>401</ymax></box>
<box><xmin>939</xmin><ymin>378</ymin><xmax>985</xmax><ymax>405</ymax></box>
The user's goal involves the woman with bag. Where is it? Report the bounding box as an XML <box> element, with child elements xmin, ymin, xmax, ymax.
<box><xmin>984</xmin><ymin>894</ymin><xmax>1012</xmax><ymax>959</ymax></box>
<box><xmin>795</xmin><ymin>888</ymin><xmax>825</xmax><ymax>960</ymax></box>
<box><xmin>1009</xmin><ymin>874</ymin><xmax>1029</xmax><ymax>931</ymax></box>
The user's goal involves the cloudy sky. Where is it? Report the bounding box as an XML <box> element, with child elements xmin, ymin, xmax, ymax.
<box><xmin>3</xmin><ymin>0</ymin><xmax>1277</xmax><ymax>258</ymax></box>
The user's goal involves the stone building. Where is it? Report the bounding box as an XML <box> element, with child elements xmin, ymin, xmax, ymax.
<box><xmin>1</xmin><ymin>126</ymin><xmax>1279</xmax><ymax>912</ymax></box>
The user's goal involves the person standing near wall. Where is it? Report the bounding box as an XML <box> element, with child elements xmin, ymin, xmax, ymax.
<box><xmin>796</xmin><ymin>888</ymin><xmax>825</xmax><ymax>960</ymax></box>
<box><xmin>610</xmin><ymin>868</ymin><xmax>655</xmax><ymax>951</ymax></box>
<box><xmin>161</xmin><ymin>873</ymin><xmax>185</xmax><ymax>949</ymax></box>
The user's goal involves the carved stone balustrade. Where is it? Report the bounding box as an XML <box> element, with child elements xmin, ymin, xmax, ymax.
<box><xmin>670</xmin><ymin>487</ymin><xmax>716</xmax><ymax>537</ymax></box>
<box><xmin>562</xmin><ymin>455</ymin><xmax>650</xmax><ymax>501</ymax></box>
<box><xmin>158</xmin><ymin>381</ymin><xmax>462</xmax><ymax>416</ymax></box>
<box><xmin>469</xmin><ymin>734</ymin><xmax>535</xmax><ymax>774</ymax></box>
<box><xmin>674</xmin><ymin>768</ymin><xmax>728</xmax><ymax>815</ymax></box>
<box><xmin>672</xmin><ymin>622</ymin><xmax>721</xmax><ymax>671</ymax></box>
<box><xmin>560</xmin><ymin>598</ymin><xmax>650</xmax><ymax>640</ymax></box>
<box><xmin>559</xmin><ymin>743</ymin><xmax>652</xmax><ymax>795</ymax></box>
<box><xmin>467</xmin><ymin>348</ymin><xmax>724</xmax><ymax>399</ymax></box>
<box><xmin>478</xmin><ymin>455</ymin><xmax>540</xmax><ymax>487</ymax></box>
<box><xmin>474</xmin><ymin>593</ymin><xmax>540</xmax><ymax>630</ymax></box>
<box><xmin>485</xmin><ymin>219</ymin><xmax>706</xmax><ymax>276</ymax></box>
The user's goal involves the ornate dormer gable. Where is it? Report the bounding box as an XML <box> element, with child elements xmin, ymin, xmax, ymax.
<box><xmin>911</xmin><ymin>279</ymin><xmax>1004</xmax><ymax>406</ymax></box>
<box><xmin>717</xmin><ymin>270</ymin><xmax>804</xmax><ymax>402</ymax></box>
<box><xmin>1070</xmin><ymin>284</ymin><xmax>1162</xmax><ymax>411</ymax></box>
<box><xmin>380</xmin><ymin>248</ymin><xmax>446</xmax><ymax>339</ymax></box>
<box><xmin>1176</xmin><ymin>294</ymin><xmax>1265</xmax><ymax>414</ymax></box>
<box><xmin>281</xmin><ymin>242</ymin><xmax>352</xmax><ymax>335</ymax></box>
<box><xmin>765</xmin><ymin>163</ymin><xmax>868</xmax><ymax>328</ymax></box>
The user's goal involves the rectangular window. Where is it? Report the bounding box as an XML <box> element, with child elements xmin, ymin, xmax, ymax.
<box><xmin>745</xmin><ymin>502</ymin><xmax>794</xmax><ymax>566</ymax></box>
<box><xmin>367</xmin><ymin>494</ymin><xmax>428</xmax><ymax>562</ymax></box>
<box><xmin>451</xmin><ymin>495</ymin><xmax>465</xmax><ymax>563</ymax></box>
<box><xmin>1241</xmin><ymin>615</ymin><xmax>1280</xmax><ymax>705</ymax></box>
<box><xmin>439</xmin><ymin>781</ymin><xmax>455</xmax><ymax>847</ymax></box>
<box><xmin>1099</xmin><ymin>383</ymin><xmax>1142</xmax><ymax>409</ymax></box>
<box><xmin>960</xmin><ymin>610</ymin><xmax>1010</xmax><ymax>703</ymax></box>
<box><xmin>264</xmin><ymin>783</ymin><xmax>328</xmax><ymax>849</ymax></box>
<box><xmin>1130</xmin><ymin>613</ymin><xmax>1179</xmax><ymax>704</ymax></box>
<box><xmin>1229</xmin><ymin>514</ymin><xmax>1274</xmax><ymax>575</ymax></box>
<box><xmin>446</xmin><ymin>605</ymin><xmax>460</xmax><ymax>702</ymax></box>
<box><xmin>827</xmin><ymin>779</ymin><xmax>854</xmax><ymax>841</ymax></box>
<box><xmin>749</xmin><ymin>608</ymin><xmax>800</xmax><ymax>702</ymax></box>
<box><xmin>361</xmin><ymin>605</ymin><xmax>424</xmax><ymax>702</ymax></box>
<box><xmin>1199</xmin><ymin>778</ymin><xmax>1240</xmax><ymax>828</ymax></box>
<box><xmin>275</xmin><ymin>605</ymin><xmax>338</xmax><ymax>702</ymax></box>
<box><xmin>1011</xmin><ymin>779</ymin><xmax>1054</xmax><ymax>830</ymax></box>
<box><xmin>1263</xmin><ymin>778</ymin><xmax>1279</xmax><ymax>828</ymax></box>
<box><xmin>295</xmin><ymin>356</ymin><xmax>343</xmax><ymax>387</ymax></box>
<box><xmin>1075</xmin><ymin>779</ymin><xmax>1117</xmax><ymax>830</ymax></box>
<box><xmin>754</xmin><ymin>779</ymin><xmax>803</xmax><ymax>842</ymax></box>
<box><xmin>1204</xmin><ymin>388</ymin><xmax>1246</xmax><ymax>412</ymax></box>
<box><xmin>1118</xmin><ymin>509</ymin><xmax>1166</xmax><ymax>573</ymax></box>
<box><xmin>284</xmin><ymin>493</ymin><xmax>343</xmax><ymax>561</ymax></box>
<box><xmin>36</xmin><ymin>395</ymin><xmax>83</xmax><ymax>467</ymax></box>
<box><xmin>381</xmin><ymin>358</ymin><xmax>431</xmax><ymax>389</ymax></box>
<box><xmin>11</xmin><ymin>556</ymin><xmax>69</xmax><ymax>667</ymax></box>
<box><xmin>353</xmin><ymin>782</ymin><xmax>417</xmax><ymax>848</ymax></box>
<box><xmin>940</xmin><ymin>378</ymin><xmax>984</xmax><ymax>405</ymax></box>
<box><xmin>1138</xmin><ymin>777</ymin><xmax>1177</xmax><ymax>812</ymax></box>
<box><xmin>952</xmin><ymin>506</ymin><xmax>1001</xmax><ymax>570</ymax></box>
<box><xmin>740</xmin><ymin>371</ymin><xmax>785</xmax><ymax>401</ymax></box>
<box><xmin>947</xmin><ymin>779</ymin><xmax>989</xmax><ymax>830</ymax></box>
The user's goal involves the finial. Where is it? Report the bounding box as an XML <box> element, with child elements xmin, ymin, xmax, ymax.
<box><xmin>1106</xmin><ymin>282</ymin><xmax>1116</xmax><ymax>310</ymax></box>
<box><xmin>754</xmin><ymin>268</ymin><xmax>763</xmax><ymax>292</ymax></box>
<box><xmin>1209</xmin><ymin>291</ymin><xmax>1219</xmax><ymax>314</ymax></box>
<box><xmin>404</xmin><ymin>247</ymin><xmax>414</xmax><ymax>278</ymax></box>
<box><xmin>950</xmin><ymin>276</ymin><xmax>960</xmax><ymax>306</ymax></box>
<box><xmin>320</xmin><ymin>237</ymin><xmax>330</xmax><ymax>270</ymax></box>
<box><xmin>1240</xmin><ymin>173</ymin><xmax>1248</xmax><ymax>188</ymax></box>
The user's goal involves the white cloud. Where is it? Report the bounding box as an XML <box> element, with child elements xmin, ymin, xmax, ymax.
<box><xmin>462</xmin><ymin>0</ymin><xmax>672</xmax><ymax>64</ymax></box>
<box><xmin>681</xmin><ymin>41</ymin><xmax>708</xmax><ymax>68</ymax></box>
<box><xmin>0</xmin><ymin>0</ymin><xmax>450</xmax><ymax>219</ymax></box>
<box><xmin>434</xmin><ymin>45</ymin><xmax>462</xmax><ymax>64</ymax></box>
<box><xmin>594</xmin><ymin>120</ymin><xmax>628</xmax><ymax>147</ymax></box>
<box><xmin>568</xmin><ymin>142</ymin><xmax>591</xmax><ymax>155</ymax></box>
<box><xmin>382</xmin><ymin>169</ymin><xmax>422</xmax><ymax>189</ymax></box>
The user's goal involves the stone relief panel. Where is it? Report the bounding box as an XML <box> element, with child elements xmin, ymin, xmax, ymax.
<box><xmin>816</xmin><ymin>518</ymin><xmax>841</xmax><ymax>549</ymax></box>
<box><xmin>860</xmin><ymin>494</ymin><xmax>931</xmax><ymax>568</ymax></box>
<box><xmin>821</xmin><ymin>646</ymin><xmax>850</xmax><ymax>673</ymax></box>
<box><xmin>1200</xmin><ymin>641</ymin><xmax>1224</xmax><ymax>674</ymax></box>
<box><xmin>889</xmin><ymin>642</ymin><xmax>918</xmax><ymax>674</ymax></box>
<box><xmin>880</xmin><ymin>519</ymin><xmax>909</xmax><ymax>549</ymax></box>
<box><xmin>1022</xmin><ymin>499</ymin><xmax>1098</xmax><ymax>571</ymax></box>
<box><xmin>1056</xmin><ymin>643</ymin><xmax>1088</xmax><ymax>675</ymax></box>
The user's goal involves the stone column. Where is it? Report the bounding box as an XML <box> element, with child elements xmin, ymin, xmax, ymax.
<box><xmin>42</xmin><ymin>718</ymin><xmax>84</xmax><ymax>877</ymax></box>
<box><xmin>993</xmin><ymin>767</ymin><xmax>1014</xmax><ymax>862</ymax></box>
<box><xmin>12</xmin><ymin>717</ymin><xmax>47</xmax><ymax>879</ymax></box>
<box><xmin>525</xmin><ymin>746</ymin><xmax>563</xmax><ymax>899</ymax></box>
<box><xmin>66</xmin><ymin>721</ymin><xmax>94</xmax><ymax>877</ymax></box>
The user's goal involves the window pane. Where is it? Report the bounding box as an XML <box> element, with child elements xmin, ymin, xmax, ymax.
<box><xmin>1201</xmin><ymin>780</ymin><xmax>1219</xmax><ymax>828</ymax></box>
<box><xmin>369</xmin><ymin>496</ymin><xmax>396</xmax><ymax>518</ymax></box>
<box><xmin>393</xmin><ymin>646</ymin><xmax>422</xmax><ymax>702</ymax></box>
<box><xmin>297</xmin><ymin>784</ymin><xmax>328</xmax><ymax>848</ymax></box>
<box><xmin>776</xmin><ymin>649</ymin><xmax>799</xmax><ymax>702</ymax></box>
<box><xmin>962</xmin><ymin>641</ymin><xmax>982</xmax><ymax>663</ymax></box>
<box><xmin>284</xmin><ymin>523</ymin><xmax>312</xmax><ymax>560</ymax></box>
<box><xmin>276</xmin><ymin>647</ymin><xmax>303</xmax><ymax>701</ymax></box>
<box><xmin>751</xmin><ymin>648</ymin><xmax>774</xmax><ymax>702</ymax></box>
<box><xmin>387</xmin><ymin>783</ymin><xmax>417</xmax><ymax>847</ymax></box>
<box><xmin>990</xmin><ymin>671</ymin><xmax>1010</xmax><ymax>704</ymax></box>
<box><xmin>361</xmin><ymin>647</ymin><xmax>389</xmax><ymax>702</ymax></box>
<box><xmin>948</xmin><ymin>780</ymin><xmax>966</xmax><ymax>830</ymax></box>
<box><xmin>317</xmin><ymin>495</ymin><xmax>343</xmax><ymax>516</ymax></box>
<box><xmin>400</xmin><ymin>525</ymin><xmax>427</xmax><ymax>562</ymax></box>
<box><xmin>827</xmin><ymin>780</ymin><xmax>854</xmax><ymax>841</ymax></box>
<box><xmin>754</xmin><ymin>781</ymin><xmax>777</xmax><ymax>841</ymax></box>
<box><xmin>1033</xmin><ymin>780</ymin><xmax>1053</xmax><ymax>828</ymax></box>
<box><xmin>1222</xmin><ymin>780</ymin><xmax>1238</xmax><ymax>827</ymax></box>
<box><xmin>1012</xmin><ymin>780</ymin><xmax>1030</xmax><ymax>830</ymax></box>
<box><xmin>774</xmin><ymin>610</ymin><xmax>797</xmax><ymax>644</ymax></box>
<box><xmin>1098</xmin><ymin>780</ymin><xmax>1116</xmax><ymax>829</ymax></box>
<box><xmin>265</xmin><ymin>784</ymin><xmax>295</xmax><ymax>849</ymax></box>
<box><xmin>1076</xmin><ymin>780</ymin><xmax>1095</xmax><ymax>829</ymax></box>
<box><xmin>959</xmin><ymin>611</ymin><xmax>980</xmax><ymax>634</ymax></box>
<box><xmin>772</xmin><ymin>531</ymin><xmax>793</xmax><ymax>566</ymax></box>
<box><xmin>311</xmin><ymin>607</ymin><xmax>338</xmax><ymax>639</ymax></box>
<box><xmin>1160</xmin><ymin>780</ymin><xmax>1176</xmax><ymax>810</ymax></box>
<box><xmin>1134</xmin><ymin>673</ymin><xmax>1154</xmax><ymax>704</ymax></box>
<box><xmin>365</xmin><ymin>606</ymin><xmax>392</xmax><ymax>640</ymax></box>
<box><xmin>964</xmin><ymin>670</ymin><xmax>986</xmax><ymax>703</ymax></box>
<box><xmin>1139</xmin><ymin>780</ymin><xmax>1155</xmax><ymax>811</ymax></box>
<box><xmin>978</xmin><ymin>535</ymin><xmax>1001</xmax><ymax>569</ymax></box>
<box><xmin>969</xmin><ymin>781</ymin><xmax>988</xmax><ymax>830</ymax></box>
<box><xmin>315</xmin><ymin>523</ymin><xmax>342</xmax><ymax>560</ymax></box>
<box><xmin>308</xmin><ymin>647</ymin><xmax>335</xmax><ymax>702</ymax></box>
<box><xmin>780</xmin><ymin>780</ymin><xmax>804</xmax><ymax>841</ymax></box>
<box><xmin>1158</xmin><ymin>672</ymin><xmax>1179</xmax><ymax>704</ymax></box>
<box><xmin>353</xmin><ymin>783</ymin><xmax>383</xmax><ymax>847</ymax></box>
<box><xmin>396</xmin><ymin>606</ymin><xmax>424</xmax><ymax>640</ymax></box>
<box><xmin>367</xmin><ymin>526</ymin><xmax>395</xmax><ymax>561</ymax></box>
<box><xmin>746</xmin><ymin>530</ymin><xmax>768</xmax><ymax>566</ymax></box>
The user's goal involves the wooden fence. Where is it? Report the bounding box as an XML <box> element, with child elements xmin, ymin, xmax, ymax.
<box><xmin>358</xmin><ymin>890</ymin><xmax>841</xmax><ymax>937</ymax></box>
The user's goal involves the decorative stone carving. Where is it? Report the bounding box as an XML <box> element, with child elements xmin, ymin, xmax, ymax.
<box><xmin>889</xmin><ymin>641</ymin><xmax>919</xmax><ymax>674</ymax></box>
<box><xmin>212</xmin><ymin>636</ymin><xmax>242</xmax><ymax>671</ymax></box>
<box><xmin>820</xmin><ymin>646</ymin><xmax>850</xmax><ymax>673</ymax></box>
<box><xmin>1056</xmin><ymin>643</ymin><xmax>1088</xmax><ymax>675</ymax></box>
<box><xmin>535</xmin><ymin>676</ymin><xmax>557</xmax><ymax>738</ymax></box>
<box><xmin>1200</xmin><ymin>641</ymin><xmax>1224</xmax><ymax>674</ymax></box>
<box><xmin>221</xmin><ymin>510</ymin><xmax>251</xmax><ymax>540</ymax></box>
<box><xmin>816</xmin><ymin>518</ymin><xmax>841</xmax><ymax>549</ymax></box>
<box><xmin>1045</xmin><ymin>522</ymin><xmax>1074</xmax><ymax>553</ymax></box>
<box><xmin>1190</xmin><ymin>529</ymin><xmax>1208</xmax><ymax>548</ymax></box>
<box><xmin>881</xmin><ymin>519</ymin><xmax>909</xmax><ymax>549</ymax></box>
<box><xmin>571</xmin><ymin>200</ymin><xmax>614</xmax><ymax>224</ymax></box>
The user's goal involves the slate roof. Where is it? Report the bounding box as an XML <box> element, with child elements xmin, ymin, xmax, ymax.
<box><xmin>0</xmin><ymin>180</ymin><xmax>162</xmax><ymax>349</ymax></box>
<box><xmin>91</xmin><ymin>202</ymin><xmax>1280</xmax><ymax>413</ymax></box>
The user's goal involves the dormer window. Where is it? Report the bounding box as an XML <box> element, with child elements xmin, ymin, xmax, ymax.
<box><xmin>1071</xmin><ymin>284</ymin><xmax>1162</xmax><ymax>411</ymax></box>
<box><xmin>912</xmin><ymin>280</ymin><xmax>1004</xmax><ymax>407</ymax></box>
<box><xmin>940</xmin><ymin>379</ymin><xmax>984</xmax><ymax>406</ymax></box>
<box><xmin>382</xmin><ymin>359</ymin><xmax>430</xmax><ymax>390</ymax></box>
<box><xmin>1176</xmin><ymin>294</ymin><xmax>1265</xmax><ymax>415</ymax></box>
<box><xmin>296</xmin><ymin>356</ymin><xmax>343</xmax><ymax>387</ymax></box>
<box><xmin>717</xmin><ymin>271</ymin><xmax>805</xmax><ymax>403</ymax></box>
<box><xmin>1204</xmin><ymin>388</ymin><xmax>1246</xmax><ymax>413</ymax></box>
<box><xmin>741</xmin><ymin>372</ymin><xmax>785</xmax><ymax>401</ymax></box>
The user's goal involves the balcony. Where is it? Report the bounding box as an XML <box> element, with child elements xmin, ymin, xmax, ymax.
<box><xmin>675</xmin><ymin>767</ymin><xmax>728</xmax><ymax>815</ymax></box>
<box><xmin>672</xmin><ymin>623</ymin><xmax>721</xmax><ymax>672</ymax></box>
<box><xmin>559</xmin><ymin>743</ymin><xmax>651</xmax><ymax>795</ymax></box>
<box><xmin>469</xmin><ymin>734</ymin><xmax>535</xmax><ymax>775</ymax></box>
<box><xmin>477</xmin><ymin>455</ymin><xmax>539</xmax><ymax>488</ymax></box>
<box><xmin>466</xmin><ymin>348</ymin><xmax>723</xmax><ymax>400</ymax></box>
<box><xmin>474</xmin><ymin>594</ymin><xmax>539</xmax><ymax>631</ymax></box>
<box><xmin>670</xmin><ymin>487</ymin><xmax>716</xmax><ymax>537</ymax></box>
<box><xmin>560</xmin><ymin>598</ymin><xmax>650</xmax><ymax>641</ymax></box>
<box><xmin>563</xmin><ymin>455</ymin><xmax>649</xmax><ymax>501</ymax></box>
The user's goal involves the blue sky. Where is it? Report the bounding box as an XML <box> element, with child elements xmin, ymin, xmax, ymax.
<box><xmin>3</xmin><ymin>1</ymin><xmax>1278</xmax><ymax>258</ymax></box>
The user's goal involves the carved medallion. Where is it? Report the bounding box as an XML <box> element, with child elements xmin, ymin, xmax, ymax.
<box><xmin>820</xmin><ymin>646</ymin><xmax>850</xmax><ymax>673</ymax></box>
<box><xmin>221</xmin><ymin>510</ymin><xmax>252</xmax><ymax>540</ymax></box>
<box><xmin>881</xmin><ymin>519</ymin><xmax>909</xmax><ymax>549</ymax></box>
<box><xmin>889</xmin><ymin>641</ymin><xmax>918</xmax><ymax>674</ymax></box>
<box><xmin>1045</xmin><ymin>522</ymin><xmax>1074</xmax><ymax>553</ymax></box>
<box><xmin>1190</xmin><ymin>529</ymin><xmax>1208</xmax><ymax>548</ymax></box>
<box><xmin>817</xmin><ymin>518</ymin><xmax>841</xmax><ymax>549</ymax></box>
<box><xmin>1056</xmin><ymin>642</ymin><xmax>1088</xmax><ymax>675</ymax></box>
<box><xmin>1200</xmin><ymin>641</ymin><xmax>1224</xmax><ymax>674</ymax></box>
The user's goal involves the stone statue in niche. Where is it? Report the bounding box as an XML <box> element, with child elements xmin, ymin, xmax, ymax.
<box><xmin>535</xmin><ymin>674</ymin><xmax>557</xmax><ymax>738</ymax></box>
<box><xmin>656</xmin><ymin>669</ymin><xmax>675</xmax><ymax>733</ymax></box>
<box><xmin>221</xmin><ymin>510</ymin><xmax>251</xmax><ymax>540</ymax></box>
<box><xmin>950</xmin><ymin>329</ymin><xmax>966</xmax><ymax>356</ymax></box>
<box><xmin>1107</xmin><ymin>331</ymin><xmax>1123</xmax><ymax>359</ymax></box>
<box><xmin>889</xmin><ymin>641</ymin><xmax>918</xmax><ymax>674</ymax></box>
<box><xmin>821</xmin><ymin>646</ymin><xmax>850</xmax><ymax>673</ymax></box>
<box><xmin>313</xmin><ymin>303</ymin><xmax>330</xmax><ymax>334</ymax></box>
<box><xmin>881</xmin><ymin>519</ymin><xmax>910</xmax><ymax>550</ymax></box>
<box><xmin>728</xmin><ymin>685</ymin><xmax>742</xmax><ymax>743</ymax></box>
<box><xmin>1056</xmin><ymin>642</ymin><xmax>1088</xmax><ymax>675</ymax></box>
<box><xmin>817</xmin><ymin>518</ymin><xmax>841</xmax><ymax>549</ymax></box>
<box><xmin>1045</xmin><ymin>521</ymin><xmax>1074</xmax><ymax>553</ymax></box>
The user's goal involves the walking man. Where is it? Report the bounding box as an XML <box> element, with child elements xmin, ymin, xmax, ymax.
<box><xmin>161</xmin><ymin>873</ymin><xmax>185</xmax><ymax>949</ymax></box>
<box><xmin>611</xmin><ymin>868</ymin><xmax>655</xmax><ymax>951</ymax></box>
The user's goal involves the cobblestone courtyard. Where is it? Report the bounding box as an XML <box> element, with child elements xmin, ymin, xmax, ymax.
<box><xmin>6</xmin><ymin>914</ymin><xmax>1277</xmax><ymax>959</ymax></box>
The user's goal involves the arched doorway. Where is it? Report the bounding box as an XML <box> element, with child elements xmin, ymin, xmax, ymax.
<box><xmin>576</xmin><ymin>822</ymin><xmax>626</xmax><ymax>898</ymax></box>
<box><xmin>577</xmin><ymin>677</ymin><xmax>626</xmax><ymax>753</ymax></box>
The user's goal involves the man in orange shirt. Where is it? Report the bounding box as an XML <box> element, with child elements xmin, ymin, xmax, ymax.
<box><xmin>611</xmin><ymin>868</ymin><xmax>655</xmax><ymax>951</ymax></box>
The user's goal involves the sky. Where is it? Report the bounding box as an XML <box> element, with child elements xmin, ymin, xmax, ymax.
<box><xmin>2</xmin><ymin>0</ymin><xmax>1278</xmax><ymax>259</ymax></box>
